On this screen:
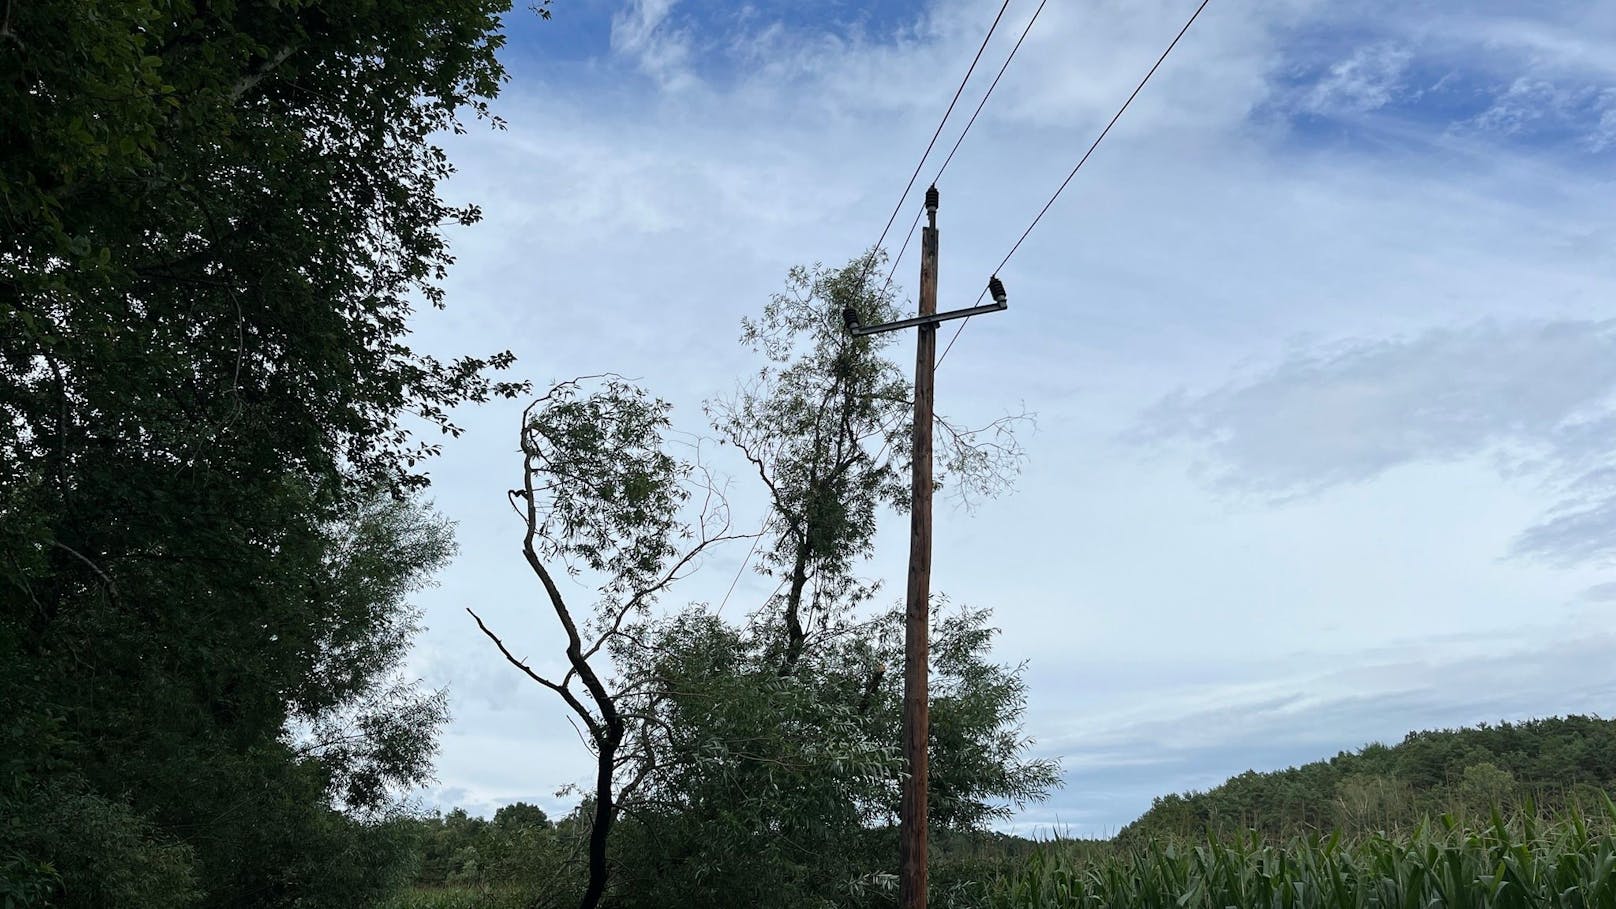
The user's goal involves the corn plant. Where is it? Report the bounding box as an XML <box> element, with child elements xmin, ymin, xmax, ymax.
<box><xmin>987</xmin><ymin>803</ymin><xmax>1616</xmax><ymax>909</ymax></box>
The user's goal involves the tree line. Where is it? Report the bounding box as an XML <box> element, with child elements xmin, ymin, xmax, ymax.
<box><xmin>1121</xmin><ymin>715</ymin><xmax>1616</xmax><ymax>842</ymax></box>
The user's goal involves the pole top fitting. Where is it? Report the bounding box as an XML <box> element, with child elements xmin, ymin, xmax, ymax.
<box><xmin>925</xmin><ymin>184</ymin><xmax>940</xmax><ymax>213</ymax></box>
<box><xmin>988</xmin><ymin>275</ymin><xmax>1007</xmax><ymax>307</ymax></box>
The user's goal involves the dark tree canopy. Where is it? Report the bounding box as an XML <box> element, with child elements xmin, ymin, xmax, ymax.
<box><xmin>1</xmin><ymin>0</ymin><xmax>529</xmax><ymax>904</ymax></box>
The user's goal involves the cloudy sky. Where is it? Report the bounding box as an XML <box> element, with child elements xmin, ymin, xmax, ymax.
<box><xmin>400</xmin><ymin>0</ymin><xmax>1616</xmax><ymax>836</ymax></box>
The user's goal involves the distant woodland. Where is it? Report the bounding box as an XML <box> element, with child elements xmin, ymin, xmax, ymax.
<box><xmin>1122</xmin><ymin>715</ymin><xmax>1616</xmax><ymax>841</ymax></box>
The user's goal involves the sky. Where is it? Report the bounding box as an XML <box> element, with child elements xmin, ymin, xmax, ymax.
<box><xmin>399</xmin><ymin>0</ymin><xmax>1616</xmax><ymax>837</ymax></box>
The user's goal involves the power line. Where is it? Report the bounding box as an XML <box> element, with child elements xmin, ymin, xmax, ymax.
<box><xmin>932</xmin><ymin>0</ymin><xmax>1051</xmax><ymax>185</ymax></box>
<box><xmin>995</xmin><ymin>0</ymin><xmax>1212</xmax><ymax>276</ymax></box>
<box><xmin>938</xmin><ymin>0</ymin><xmax>1214</xmax><ymax>368</ymax></box>
<box><xmin>856</xmin><ymin>0</ymin><xmax>1017</xmax><ymax>289</ymax></box>
<box><xmin>762</xmin><ymin>8</ymin><xmax>1017</xmax><ymax>627</ymax></box>
<box><xmin>881</xmin><ymin>207</ymin><xmax>926</xmax><ymax>292</ymax></box>
<box><xmin>881</xmin><ymin>0</ymin><xmax>1053</xmax><ymax>294</ymax></box>
<box><xmin>716</xmin><ymin>514</ymin><xmax>772</xmax><ymax>616</ymax></box>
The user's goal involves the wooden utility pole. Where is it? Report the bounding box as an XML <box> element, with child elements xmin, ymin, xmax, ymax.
<box><xmin>899</xmin><ymin>184</ymin><xmax>940</xmax><ymax>909</ymax></box>
<box><xmin>843</xmin><ymin>184</ymin><xmax>1007</xmax><ymax>909</ymax></box>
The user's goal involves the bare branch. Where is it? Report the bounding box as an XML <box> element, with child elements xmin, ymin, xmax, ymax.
<box><xmin>51</xmin><ymin>540</ymin><xmax>120</xmax><ymax>604</ymax></box>
<box><xmin>466</xmin><ymin>607</ymin><xmax>602</xmax><ymax>741</ymax></box>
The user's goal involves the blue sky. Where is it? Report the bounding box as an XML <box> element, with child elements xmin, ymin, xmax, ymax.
<box><xmin>400</xmin><ymin>0</ymin><xmax>1616</xmax><ymax>836</ymax></box>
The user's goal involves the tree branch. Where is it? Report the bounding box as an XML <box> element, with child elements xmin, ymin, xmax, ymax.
<box><xmin>229</xmin><ymin>45</ymin><xmax>299</xmax><ymax>103</ymax></box>
<box><xmin>466</xmin><ymin>606</ymin><xmax>602</xmax><ymax>742</ymax></box>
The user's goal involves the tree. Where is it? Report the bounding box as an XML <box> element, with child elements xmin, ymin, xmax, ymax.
<box><xmin>478</xmin><ymin>258</ymin><xmax>1049</xmax><ymax>908</ymax></box>
<box><xmin>607</xmin><ymin>256</ymin><xmax>1048</xmax><ymax>907</ymax></box>
<box><xmin>2</xmin><ymin>0</ymin><xmax>529</xmax><ymax>903</ymax></box>
<box><xmin>493</xmin><ymin>801</ymin><xmax>552</xmax><ymax>832</ymax></box>
<box><xmin>610</xmin><ymin>600</ymin><xmax>1057</xmax><ymax>909</ymax></box>
<box><xmin>469</xmin><ymin>377</ymin><xmax>740</xmax><ymax>909</ymax></box>
<box><xmin>707</xmin><ymin>256</ymin><xmax>1025</xmax><ymax>673</ymax></box>
<box><xmin>2</xmin><ymin>492</ymin><xmax>457</xmax><ymax>907</ymax></box>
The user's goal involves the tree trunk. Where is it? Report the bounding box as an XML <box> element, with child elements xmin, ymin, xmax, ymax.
<box><xmin>780</xmin><ymin>542</ymin><xmax>810</xmax><ymax>673</ymax></box>
<box><xmin>580</xmin><ymin>724</ymin><xmax>621</xmax><ymax>909</ymax></box>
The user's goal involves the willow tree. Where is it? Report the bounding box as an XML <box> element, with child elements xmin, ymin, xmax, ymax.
<box><xmin>471</xmin><ymin>378</ymin><xmax>739</xmax><ymax>909</ymax></box>
<box><xmin>605</xmin><ymin>257</ymin><xmax>1051</xmax><ymax>908</ymax></box>
<box><xmin>707</xmin><ymin>255</ymin><xmax>1026</xmax><ymax>672</ymax></box>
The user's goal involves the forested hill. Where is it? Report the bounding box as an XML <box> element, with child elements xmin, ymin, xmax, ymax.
<box><xmin>1119</xmin><ymin>715</ymin><xmax>1616</xmax><ymax>841</ymax></box>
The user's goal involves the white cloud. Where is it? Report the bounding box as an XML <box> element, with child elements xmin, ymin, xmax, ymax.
<box><xmin>1589</xmin><ymin>88</ymin><xmax>1616</xmax><ymax>151</ymax></box>
<box><xmin>1135</xmin><ymin>320</ymin><xmax>1616</xmax><ymax>564</ymax></box>
<box><xmin>1303</xmin><ymin>43</ymin><xmax>1413</xmax><ymax>115</ymax></box>
<box><xmin>1464</xmin><ymin>76</ymin><xmax>1588</xmax><ymax>140</ymax></box>
<box><xmin>610</xmin><ymin>0</ymin><xmax>695</xmax><ymax>90</ymax></box>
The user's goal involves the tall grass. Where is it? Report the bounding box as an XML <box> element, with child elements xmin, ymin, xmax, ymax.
<box><xmin>988</xmin><ymin>810</ymin><xmax>1616</xmax><ymax>909</ymax></box>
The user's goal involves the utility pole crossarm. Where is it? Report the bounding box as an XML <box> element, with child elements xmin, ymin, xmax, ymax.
<box><xmin>846</xmin><ymin>296</ymin><xmax>1006</xmax><ymax>337</ymax></box>
<box><xmin>844</xmin><ymin>276</ymin><xmax>1008</xmax><ymax>337</ymax></box>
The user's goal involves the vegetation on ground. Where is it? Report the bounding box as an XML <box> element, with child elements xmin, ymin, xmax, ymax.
<box><xmin>386</xmin><ymin>716</ymin><xmax>1616</xmax><ymax>908</ymax></box>
<box><xmin>990</xmin><ymin>809</ymin><xmax>1616</xmax><ymax>909</ymax></box>
<box><xmin>1124</xmin><ymin>716</ymin><xmax>1616</xmax><ymax>842</ymax></box>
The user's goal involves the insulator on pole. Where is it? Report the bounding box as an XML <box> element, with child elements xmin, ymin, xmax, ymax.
<box><xmin>988</xmin><ymin>275</ymin><xmax>1007</xmax><ymax>306</ymax></box>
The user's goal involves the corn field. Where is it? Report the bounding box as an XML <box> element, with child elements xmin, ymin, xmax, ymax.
<box><xmin>987</xmin><ymin>812</ymin><xmax>1616</xmax><ymax>909</ymax></box>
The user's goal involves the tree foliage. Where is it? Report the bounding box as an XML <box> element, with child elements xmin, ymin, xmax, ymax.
<box><xmin>610</xmin><ymin>601</ymin><xmax>1058</xmax><ymax>909</ymax></box>
<box><xmin>472</xmin><ymin>377</ymin><xmax>738</xmax><ymax>909</ymax></box>
<box><xmin>604</xmin><ymin>257</ymin><xmax>1049</xmax><ymax>907</ymax></box>
<box><xmin>475</xmin><ymin>258</ymin><xmax>1052</xmax><ymax>908</ymax></box>
<box><xmin>1</xmin><ymin>0</ymin><xmax>528</xmax><ymax>904</ymax></box>
<box><xmin>708</xmin><ymin>255</ymin><xmax>1026</xmax><ymax>672</ymax></box>
<box><xmin>1120</xmin><ymin>715</ymin><xmax>1616</xmax><ymax>842</ymax></box>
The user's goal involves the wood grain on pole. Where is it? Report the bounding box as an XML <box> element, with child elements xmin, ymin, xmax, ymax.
<box><xmin>899</xmin><ymin>203</ymin><xmax>938</xmax><ymax>909</ymax></box>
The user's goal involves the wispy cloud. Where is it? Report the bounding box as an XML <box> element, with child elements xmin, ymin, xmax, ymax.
<box><xmin>1136</xmin><ymin>320</ymin><xmax>1616</xmax><ymax>564</ymax></box>
<box><xmin>1302</xmin><ymin>43</ymin><xmax>1414</xmax><ymax>115</ymax></box>
<box><xmin>1258</xmin><ymin>3</ymin><xmax>1616</xmax><ymax>158</ymax></box>
<box><xmin>611</xmin><ymin>0</ymin><xmax>695</xmax><ymax>90</ymax></box>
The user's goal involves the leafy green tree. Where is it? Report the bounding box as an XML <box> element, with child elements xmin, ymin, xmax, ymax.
<box><xmin>3</xmin><ymin>494</ymin><xmax>456</xmax><ymax>906</ymax></box>
<box><xmin>707</xmin><ymin>257</ymin><xmax>1025</xmax><ymax>672</ymax></box>
<box><xmin>470</xmin><ymin>378</ymin><xmax>739</xmax><ymax>909</ymax></box>
<box><xmin>493</xmin><ymin>801</ymin><xmax>552</xmax><ymax>832</ymax></box>
<box><xmin>602</xmin><ymin>257</ymin><xmax>1050</xmax><ymax>907</ymax></box>
<box><xmin>611</xmin><ymin>601</ymin><xmax>1056</xmax><ymax>909</ymax></box>
<box><xmin>1458</xmin><ymin>761</ymin><xmax>1516</xmax><ymax>814</ymax></box>
<box><xmin>1</xmin><ymin>0</ymin><xmax>530</xmax><ymax>903</ymax></box>
<box><xmin>478</xmin><ymin>258</ymin><xmax>1047</xmax><ymax>908</ymax></box>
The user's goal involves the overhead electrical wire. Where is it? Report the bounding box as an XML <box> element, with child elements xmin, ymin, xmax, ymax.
<box><xmin>855</xmin><ymin>0</ymin><xmax>1017</xmax><ymax>291</ymax></box>
<box><xmin>716</xmin><ymin>514</ymin><xmax>772</xmax><ymax>616</ymax></box>
<box><xmin>732</xmin><ymin>1</ymin><xmax>1020</xmax><ymax>611</ymax></box>
<box><xmin>733</xmin><ymin>0</ymin><xmax>1022</xmax><ymax>612</ymax></box>
<box><xmin>937</xmin><ymin>0</ymin><xmax>1214</xmax><ymax>368</ymax></box>
<box><xmin>881</xmin><ymin>0</ymin><xmax>1053</xmax><ymax>292</ymax></box>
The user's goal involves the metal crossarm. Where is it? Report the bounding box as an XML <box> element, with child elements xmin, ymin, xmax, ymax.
<box><xmin>845</xmin><ymin>278</ymin><xmax>1008</xmax><ymax>337</ymax></box>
